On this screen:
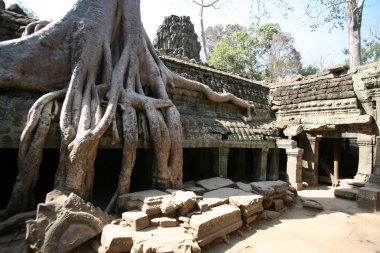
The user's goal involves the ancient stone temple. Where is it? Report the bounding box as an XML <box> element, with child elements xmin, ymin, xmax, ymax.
<box><xmin>1</xmin><ymin>7</ymin><xmax>380</xmax><ymax>253</ymax></box>
<box><xmin>154</xmin><ymin>15</ymin><xmax>201</xmax><ymax>61</ymax></box>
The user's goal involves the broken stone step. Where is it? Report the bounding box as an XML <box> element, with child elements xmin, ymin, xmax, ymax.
<box><xmin>122</xmin><ymin>210</ymin><xmax>150</xmax><ymax>231</ymax></box>
<box><xmin>271</xmin><ymin>199</ymin><xmax>285</xmax><ymax>212</ymax></box>
<box><xmin>197</xmin><ymin>177</ymin><xmax>235</xmax><ymax>191</ymax></box>
<box><xmin>189</xmin><ymin>204</ymin><xmax>242</xmax><ymax>247</ymax></box>
<box><xmin>334</xmin><ymin>187</ymin><xmax>358</xmax><ymax>200</ymax></box>
<box><xmin>235</xmin><ymin>182</ymin><xmax>252</xmax><ymax>192</ymax></box>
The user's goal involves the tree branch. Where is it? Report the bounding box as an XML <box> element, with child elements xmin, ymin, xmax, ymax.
<box><xmin>193</xmin><ymin>0</ymin><xmax>221</xmax><ymax>8</ymax></box>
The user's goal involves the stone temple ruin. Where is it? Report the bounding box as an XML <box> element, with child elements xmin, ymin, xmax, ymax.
<box><xmin>1</xmin><ymin>6</ymin><xmax>380</xmax><ymax>253</ymax></box>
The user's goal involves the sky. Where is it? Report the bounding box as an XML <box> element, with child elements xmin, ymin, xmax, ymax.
<box><xmin>3</xmin><ymin>0</ymin><xmax>380</xmax><ymax>68</ymax></box>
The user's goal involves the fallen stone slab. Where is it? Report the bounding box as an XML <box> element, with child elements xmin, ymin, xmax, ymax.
<box><xmin>122</xmin><ymin>210</ymin><xmax>150</xmax><ymax>231</ymax></box>
<box><xmin>228</xmin><ymin>194</ymin><xmax>263</xmax><ymax>217</ymax></box>
<box><xmin>197</xmin><ymin>177</ymin><xmax>235</xmax><ymax>191</ymax></box>
<box><xmin>184</xmin><ymin>186</ymin><xmax>207</xmax><ymax>195</ymax></box>
<box><xmin>250</xmin><ymin>181</ymin><xmax>289</xmax><ymax>199</ymax></box>
<box><xmin>160</xmin><ymin>196</ymin><xmax>181</xmax><ymax>216</ymax></box>
<box><xmin>302</xmin><ymin>199</ymin><xmax>324</xmax><ymax>211</ymax></box>
<box><xmin>282</xmin><ymin>194</ymin><xmax>294</xmax><ymax>206</ymax></box>
<box><xmin>236</xmin><ymin>182</ymin><xmax>252</xmax><ymax>192</ymax></box>
<box><xmin>117</xmin><ymin>190</ymin><xmax>169</xmax><ymax>216</ymax></box>
<box><xmin>151</xmin><ymin>217</ymin><xmax>178</xmax><ymax>228</ymax></box>
<box><xmin>196</xmin><ymin>199</ymin><xmax>209</xmax><ymax>212</ymax></box>
<box><xmin>334</xmin><ymin>187</ymin><xmax>358</xmax><ymax>200</ymax></box>
<box><xmin>242</xmin><ymin>214</ymin><xmax>258</xmax><ymax>224</ymax></box>
<box><xmin>202</xmin><ymin>188</ymin><xmax>238</xmax><ymax>207</ymax></box>
<box><xmin>100</xmin><ymin>224</ymin><xmax>134</xmax><ymax>253</ymax></box>
<box><xmin>132</xmin><ymin>227</ymin><xmax>201</xmax><ymax>253</ymax></box>
<box><xmin>189</xmin><ymin>204</ymin><xmax>242</xmax><ymax>247</ymax></box>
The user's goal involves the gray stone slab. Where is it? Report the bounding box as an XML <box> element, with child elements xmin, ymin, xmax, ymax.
<box><xmin>202</xmin><ymin>187</ymin><xmax>241</xmax><ymax>208</ymax></box>
<box><xmin>189</xmin><ymin>204</ymin><xmax>242</xmax><ymax>247</ymax></box>
<box><xmin>197</xmin><ymin>177</ymin><xmax>235</xmax><ymax>191</ymax></box>
<box><xmin>251</xmin><ymin>180</ymin><xmax>289</xmax><ymax>199</ymax></box>
<box><xmin>334</xmin><ymin>187</ymin><xmax>358</xmax><ymax>201</ymax></box>
<box><xmin>235</xmin><ymin>182</ymin><xmax>252</xmax><ymax>192</ymax></box>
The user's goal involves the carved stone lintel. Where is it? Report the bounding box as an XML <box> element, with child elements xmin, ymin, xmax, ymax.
<box><xmin>26</xmin><ymin>190</ymin><xmax>111</xmax><ymax>253</ymax></box>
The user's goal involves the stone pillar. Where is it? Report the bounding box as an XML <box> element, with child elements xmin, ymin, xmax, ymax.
<box><xmin>259</xmin><ymin>148</ymin><xmax>269</xmax><ymax>181</ymax></box>
<box><xmin>308</xmin><ymin>136</ymin><xmax>321</xmax><ymax>186</ymax></box>
<box><xmin>368</xmin><ymin>137</ymin><xmax>380</xmax><ymax>185</ymax></box>
<box><xmin>267</xmin><ymin>149</ymin><xmax>280</xmax><ymax>181</ymax></box>
<box><xmin>286</xmin><ymin>148</ymin><xmax>304</xmax><ymax>190</ymax></box>
<box><xmin>355</xmin><ymin>135</ymin><xmax>374</xmax><ymax>181</ymax></box>
<box><xmin>212</xmin><ymin>147</ymin><xmax>230</xmax><ymax>178</ymax></box>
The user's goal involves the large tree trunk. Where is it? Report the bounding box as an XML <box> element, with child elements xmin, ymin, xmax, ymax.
<box><xmin>346</xmin><ymin>0</ymin><xmax>365</xmax><ymax>69</ymax></box>
<box><xmin>0</xmin><ymin>0</ymin><xmax>255</xmax><ymax>220</ymax></box>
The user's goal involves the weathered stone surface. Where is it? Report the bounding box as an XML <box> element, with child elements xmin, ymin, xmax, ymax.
<box><xmin>154</xmin><ymin>15</ymin><xmax>201</xmax><ymax>61</ymax></box>
<box><xmin>151</xmin><ymin>217</ymin><xmax>178</xmax><ymax>228</ymax></box>
<box><xmin>228</xmin><ymin>194</ymin><xmax>263</xmax><ymax>217</ymax></box>
<box><xmin>282</xmin><ymin>194</ymin><xmax>294</xmax><ymax>206</ymax></box>
<box><xmin>236</xmin><ymin>182</ymin><xmax>253</xmax><ymax>192</ymax></box>
<box><xmin>283</xmin><ymin>125</ymin><xmax>303</xmax><ymax>137</ymax></box>
<box><xmin>358</xmin><ymin>186</ymin><xmax>380</xmax><ymax>212</ymax></box>
<box><xmin>334</xmin><ymin>187</ymin><xmax>358</xmax><ymax>200</ymax></box>
<box><xmin>100</xmin><ymin>224</ymin><xmax>134</xmax><ymax>253</ymax></box>
<box><xmin>189</xmin><ymin>205</ymin><xmax>242</xmax><ymax>247</ymax></box>
<box><xmin>196</xmin><ymin>200</ymin><xmax>209</xmax><ymax>212</ymax></box>
<box><xmin>161</xmin><ymin>196</ymin><xmax>181</xmax><ymax>216</ymax></box>
<box><xmin>184</xmin><ymin>186</ymin><xmax>207</xmax><ymax>195</ymax></box>
<box><xmin>251</xmin><ymin>180</ymin><xmax>288</xmax><ymax>199</ymax></box>
<box><xmin>117</xmin><ymin>190</ymin><xmax>169</xmax><ymax>216</ymax></box>
<box><xmin>197</xmin><ymin>177</ymin><xmax>235</xmax><ymax>191</ymax></box>
<box><xmin>26</xmin><ymin>190</ymin><xmax>111</xmax><ymax>253</ymax></box>
<box><xmin>261</xmin><ymin>210</ymin><xmax>280</xmax><ymax>220</ymax></box>
<box><xmin>122</xmin><ymin>211</ymin><xmax>150</xmax><ymax>231</ymax></box>
<box><xmin>202</xmin><ymin>187</ymin><xmax>239</xmax><ymax>207</ymax></box>
<box><xmin>173</xmin><ymin>191</ymin><xmax>197</xmax><ymax>216</ymax></box>
<box><xmin>302</xmin><ymin>199</ymin><xmax>324</xmax><ymax>211</ymax></box>
<box><xmin>242</xmin><ymin>214</ymin><xmax>258</xmax><ymax>224</ymax></box>
<box><xmin>271</xmin><ymin>199</ymin><xmax>285</xmax><ymax>212</ymax></box>
<box><xmin>131</xmin><ymin>227</ymin><xmax>200</xmax><ymax>253</ymax></box>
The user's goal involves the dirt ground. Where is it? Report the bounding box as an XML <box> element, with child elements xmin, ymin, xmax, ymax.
<box><xmin>203</xmin><ymin>184</ymin><xmax>380</xmax><ymax>253</ymax></box>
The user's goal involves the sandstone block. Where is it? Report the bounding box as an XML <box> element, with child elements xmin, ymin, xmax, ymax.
<box><xmin>196</xmin><ymin>200</ymin><xmax>209</xmax><ymax>212</ymax></box>
<box><xmin>161</xmin><ymin>196</ymin><xmax>181</xmax><ymax>216</ymax></box>
<box><xmin>242</xmin><ymin>214</ymin><xmax>258</xmax><ymax>224</ymax></box>
<box><xmin>184</xmin><ymin>186</ymin><xmax>206</xmax><ymax>195</ymax></box>
<box><xmin>172</xmin><ymin>191</ymin><xmax>197</xmax><ymax>216</ymax></box>
<box><xmin>261</xmin><ymin>210</ymin><xmax>280</xmax><ymax>220</ymax></box>
<box><xmin>197</xmin><ymin>177</ymin><xmax>235</xmax><ymax>191</ymax></box>
<box><xmin>151</xmin><ymin>217</ymin><xmax>178</xmax><ymax>228</ymax></box>
<box><xmin>189</xmin><ymin>204</ymin><xmax>242</xmax><ymax>247</ymax></box>
<box><xmin>101</xmin><ymin>224</ymin><xmax>134</xmax><ymax>253</ymax></box>
<box><xmin>302</xmin><ymin>199</ymin><xmax>324</xmax><ymax>211</ymax></box>
<box><xmin>334</xmin><ymin>187</ymin><xmax>358</xmax><ymax>200</ymax></box>
<box><xmin>122</xmin><ymin>211</ymin><xmax>150</xmax><ymax>231</ymax></box>
<box><xmin>282</xmin><ymin>194</ymin><xmax>294</xmax><ymax>206</ymax></box>
<box><xmin>271</xmin><ymin>199</ymin><xmax>285</xmax><ymax>212</ymax></box>
<box><xmin>117</xmin><ymin>190</ymin><xmax>169</xmax><ymax>216</ymax></box>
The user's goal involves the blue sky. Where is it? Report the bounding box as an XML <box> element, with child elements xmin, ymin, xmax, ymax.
<box><xmin>4</xmin><ymin>0</ymin><xmax>380</xmax><ymax>68</ymax></box>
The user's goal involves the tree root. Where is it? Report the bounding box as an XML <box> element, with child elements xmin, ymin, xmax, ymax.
<box><xmin>0</xmin><ymin>0</ymin><xmax>257</xmax><ymax>219</ymax></box>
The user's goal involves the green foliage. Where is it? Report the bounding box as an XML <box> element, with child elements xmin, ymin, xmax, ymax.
<box><xmin>204</xmin><ymin>24</ymin><xmax>243</xmax><ymax>58</ymax></box>
<box><xmin>361</xmin><ymin>40</ymin><xmax>380</xmax><ymax>64</ymax></box>
<box><xmin>305</xmin><ymin>0</ymin><xmax>346</xmax><ymax>31</ymax></box>
<box><xmin>207</xmin><ymin>23</ymin><xmax>302</xmax><ymax>81</ymax></box>
<box><xmin>299</xmin><ymin>64</ymin><xmax>319</xmax><ymax>76</ymax></box>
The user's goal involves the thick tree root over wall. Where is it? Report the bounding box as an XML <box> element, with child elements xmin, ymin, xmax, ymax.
<box><xmin>0</xmin><ymin>0</ymin><xmax>255</xmax><ymax>220</ymax></box>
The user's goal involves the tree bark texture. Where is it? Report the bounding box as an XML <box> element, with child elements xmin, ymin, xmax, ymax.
<box><xmin>0</xmin><ymin>0</ymin><xmax>255</xmax><ymax>219</ymax></box>
<box><xmin>346</xmin><ymin>0</ymin><xmax>365</xmax><ymax>68</ymax></box>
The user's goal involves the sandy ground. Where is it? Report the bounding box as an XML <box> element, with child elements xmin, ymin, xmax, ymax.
<box><xmin>203</xmin><ymin>185</ymin><xmax>380</xmax><ymax>253</ymax></box>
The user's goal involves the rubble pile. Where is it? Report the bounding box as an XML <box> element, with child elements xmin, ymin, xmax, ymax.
<box><xmin>99</xmin><ymin>177</ymin><xmax>297</xmax><ymax>252</ymax></box>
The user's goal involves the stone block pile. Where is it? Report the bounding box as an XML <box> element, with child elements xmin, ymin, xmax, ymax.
<box><xmin>99</xmin><ymin>177</ymin><xmax>297</xmax><ymax>253</ymax></box>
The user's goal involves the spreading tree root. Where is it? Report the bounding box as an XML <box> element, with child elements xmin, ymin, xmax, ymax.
<box><xmin>0</xmin><ymin>0</ymin><xmax>256</xmax><ymax>220</ymax></box>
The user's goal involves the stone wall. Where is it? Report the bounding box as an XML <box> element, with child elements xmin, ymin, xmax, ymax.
<box><xmin>154</xmin><ymin>15</ymin><xmax>201</xmax><ymax>61</ymax></box>
<box><xmin>0</xmin><ymin>4</ymin><xmax>34</xmax><ymax>41</ymax></box>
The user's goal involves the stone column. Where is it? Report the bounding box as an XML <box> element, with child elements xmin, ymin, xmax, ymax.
<box><xmin>212</xmin><ymin>147</ymin><xmax>230</xmax><ymax>178</ymax></box>
<box><xmin>308</xmin><ymin>136</ymin><xmax>321</xmax><ymax>186</ymax></box>
<box><xmin>259</xmin><ymin>148</ymin><xmax>269</xmax><ymax>181</ymax></box>
<box><xmin>355</xmin><ymin>135</ymin><xmax>374</xmax><ymax>181</ymax></box>
<box><xmin>267</xmin><ymin>149</ymin><xmax>280</xmax><ymax>181</ymax></box>
<box><xmin>368</xmin><ymin>137</ymin><xmax>380</xmax><ymax>185</ymax></box>
<box><xmin>286</xmin><ymin>148</ymin><xmax>304</xmax><ymax>190</ymax></box>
